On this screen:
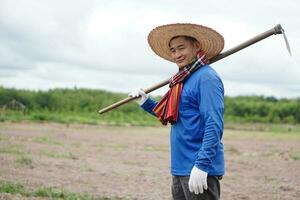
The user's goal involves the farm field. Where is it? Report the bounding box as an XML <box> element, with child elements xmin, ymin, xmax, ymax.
<box><xmin>0</xmin><ymin>122</ymin><xmax>299</xmax><ymax>200</ymax></box>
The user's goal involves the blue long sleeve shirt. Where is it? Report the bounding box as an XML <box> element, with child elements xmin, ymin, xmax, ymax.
<box><xmin>141</xmin><ymin>65</ymin><xmax>225</xmax><ymax>176</ymax></box>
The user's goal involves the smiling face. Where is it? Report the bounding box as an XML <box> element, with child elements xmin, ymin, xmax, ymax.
<box><xmin>169</xmin><ymin>36</ymin><xmax>201</xmax><ymax>69</ymax></box>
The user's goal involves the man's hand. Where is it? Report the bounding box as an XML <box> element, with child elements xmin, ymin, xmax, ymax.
<box><xmin>188</xmin><ymin>166</ymin><xmax>208</xmax><ymax>195</ymax></box>
<box><xmin>128</xmin><ymin>88</ymin><xmax>148</xmax><ymax>105</ymax></box>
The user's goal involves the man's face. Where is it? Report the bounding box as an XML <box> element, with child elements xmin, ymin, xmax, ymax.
<box><xmin>169</xmin><ymin>37</ymin><xmax>201</xmax><ymax>69</ymax></box>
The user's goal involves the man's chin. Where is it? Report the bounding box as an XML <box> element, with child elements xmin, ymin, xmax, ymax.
<box><xmin>177</xmin><ymin>63</ymin><xmax>187</xmax><ymax>69</ymax></box>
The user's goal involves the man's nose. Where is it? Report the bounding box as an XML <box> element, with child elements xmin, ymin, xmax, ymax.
<box><xmin>174</xmin><ymin>50</ymin><xmax>182</xmax><ymax>59</ymax></box>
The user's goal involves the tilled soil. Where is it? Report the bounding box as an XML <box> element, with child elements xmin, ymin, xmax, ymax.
<box><xmin>0</xmin><ymin>122</ymin><xmax>299</xmax><ymax>200</ymax></box>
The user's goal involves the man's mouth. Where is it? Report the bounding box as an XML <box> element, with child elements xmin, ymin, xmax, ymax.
<box><xmin>176</xmin><ymin>59</ymin><xmax>185</xmax><ymax>63</ymax></box>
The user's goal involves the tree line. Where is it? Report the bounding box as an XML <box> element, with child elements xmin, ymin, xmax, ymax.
<box><xmin>0</xmin><ymin>86</ymin><xmax>299</xmax><ymax>124</ymax></box>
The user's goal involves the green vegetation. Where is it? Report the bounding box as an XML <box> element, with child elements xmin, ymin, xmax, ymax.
<box><xmin>15</xmin><ymin>156</ymin><xmax>33</xmax><ymax>166</ymax></box>
<box><xmin>0</xmin><ymin>87</ymin><xmax>159</xmax><ymax>126</ymax></box>
<box><xmin>32</xmin><ymin>135</ymin><xmax>62</xmax><ymax>145</ymax></box>
<box><xmin>225</xmin><ymin>96</ymin><xmax>300</xmax><ymax>124</ymax></box>
<box><xmin>0</xmin><ymin>182</ymin><xmax>26</xmax><ymax>195</ymax></box>
<box><xmin>39</xmin><ymin>150</ymin><xmax>78</xmax><ymax>160</ymax></box>
<box><xmin>223</xmin><ymin>128</ymin><xmax>300</xmax><ymax>140</ymax></box>
<box><xmin>97</xmin><ymin>143</ymin><xmax>129</xmax><ymax>150</ymax></box>
<box><xmin>290</xmin><ymin>153</ymin><xmax>300</xmax><ymax>161</ymax></box>
<box><xmin>0</xmin><ymin>86</ymin><xmax>299</xmax><ymax>125</ymax></box>
<box><xmin>225</xmin><ymin>145</ymin><xmax>240</xmax><ymax>155</ymax></box>
<box><xmin>0</xmin><ymin>181</ymin><xmax>125</xmax><ymax>199</ymax></box>
<box><xmin>0</xmin><ymin>144</ymin><xmax>26</xmax><ymax>155</ymax></box>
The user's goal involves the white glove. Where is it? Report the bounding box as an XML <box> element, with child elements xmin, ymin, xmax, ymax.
<box><xmin>188</xmin><ymin>166</ymin><xmax>208</xmax><ymax>195</ymax></box>
<box><xmin>128</xmin><ymin>88</ymin><xmax>148</xmax><ymax>105</ymax></box>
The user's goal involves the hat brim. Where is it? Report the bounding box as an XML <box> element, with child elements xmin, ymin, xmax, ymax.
<box><xmin>147</xmin><ymin>23</ymin><xmax>224</xmax><ymax>62</ymax></box>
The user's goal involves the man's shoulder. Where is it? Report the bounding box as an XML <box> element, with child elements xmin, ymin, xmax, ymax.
<box><xmin>193</xmin><ymin>65</ymin><xmax>221</xmax><ymax>82</ymax></box>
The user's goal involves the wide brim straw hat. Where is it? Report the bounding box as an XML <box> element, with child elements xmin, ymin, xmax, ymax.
<box><xmin>147</xmin><ymin>23</ymin><xmax>224</xmax><ymax>62</ymax></box>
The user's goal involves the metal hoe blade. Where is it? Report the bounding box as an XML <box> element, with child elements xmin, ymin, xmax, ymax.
<box><xmin>280</xmin><ymin>27</ymin><xmax>292</xmax><ymax>56</ymax></box>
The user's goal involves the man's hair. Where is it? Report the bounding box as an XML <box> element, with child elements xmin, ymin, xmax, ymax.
<box><xmin>168</xmin><ymin>35</ymin><xmax>198</xmax><ymax>47</ymax></box>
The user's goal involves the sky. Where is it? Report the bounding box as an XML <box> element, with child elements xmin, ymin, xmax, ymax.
<box><xmin>0</xmin><ymin>0</ymin><xmax>299</xmax><ymax>98</ymax></box>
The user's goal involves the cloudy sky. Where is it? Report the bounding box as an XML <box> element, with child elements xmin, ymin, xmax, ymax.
<box><xmin>0</xmin><ymin>0</ymin><xmax>299</xmax><ymax>98</ymax></box>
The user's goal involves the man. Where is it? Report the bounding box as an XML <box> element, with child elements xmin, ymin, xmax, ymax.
<box><xmin>129</xmin><ymin>23</ymin><xmax>225</xmax><ymax>200</ymax></box>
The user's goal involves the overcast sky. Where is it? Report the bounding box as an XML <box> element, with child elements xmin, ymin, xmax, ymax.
<box><xmin>0</xmin><ymin>0</ymin><xmax>299</xmax><ymax>98</ymax></box>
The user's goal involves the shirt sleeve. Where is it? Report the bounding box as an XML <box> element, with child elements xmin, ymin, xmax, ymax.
<box><xmin>194</xmin><ymin>77</ymin><xmax>224</xmax><ymax>172</ymax></box>
<box><xmin>140</xmin><ymin>97</ymin><xmax>158</xmax><ymax>116</ymax></box>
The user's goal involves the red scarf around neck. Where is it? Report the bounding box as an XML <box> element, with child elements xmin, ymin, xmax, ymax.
<box><xmin>153</xmin><ymin>51</ymin><xmax>208</xmax><ymax>125</ymax></box>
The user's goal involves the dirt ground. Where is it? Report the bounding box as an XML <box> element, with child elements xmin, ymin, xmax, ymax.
<box><xmin>0</xmin><ymin>122</ymin><xmax>299</xmax><ymax>200</ymax></box>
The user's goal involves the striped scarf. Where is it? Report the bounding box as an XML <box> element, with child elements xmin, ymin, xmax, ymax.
<box><xmin>153</xmin><ymin>51</ymin><xmax>208</xmax><ymax>125</ymax></box>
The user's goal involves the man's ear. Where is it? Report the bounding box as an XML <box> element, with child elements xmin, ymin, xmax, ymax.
<box><xmin>194</xmin><ymin>41</ymin><xmax>201</xmax><ymax>52</ymax></box>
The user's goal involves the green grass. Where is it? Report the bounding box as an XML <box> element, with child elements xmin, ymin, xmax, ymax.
<box><xmin>0</xmin><ymin>181</ymin><xmax>126</xmax><ymax>199</ymax></box>
<box><xmin>1</xmin><ymin>110</ymin><xmax>160</xmax><ymax>126</ymax></box>
<box><xmin>290</xmin><ymin>153</ymin><xmax>300</xmax><ymax>161</ymax></box>
<box><xmin>223</xmin><ymin>128</ymin><xmax>300</xmax><ymax>140</ymax></box>
<box><xmin>2</xmin><ymin>109</ymin><xmax>299</xmax><ymax>131</ymax></box>
<box><xmin>0</xmin><ymin>135</ymin><xmax>4</xmax><ymax>141</ymax></box>
<box><xmin>2</xmin><ymin>108</ymin><xmax>300</xmax><ymax>129</ymax></box>
<box><xmin>97</xmin><ymin>143</ymin><xmax>129</xmax><ymax>150</ymax></box>
<box><xmin>32</xmin><ymin>135</ymin><xmax>62</xmax><ymax>145</ymax></box>
<box><xmin>33</xmin><ymin>187</ymin><xmax>91</xmax><ymax>199</ymax></box>
<box><xmin>15</xmin><ymin>156</ymin><xmax>33</xmax><ymax>166</ymax></box>
<box><xmin>224</xmin><ymin>122</ymin><xmax>300</xmax><ymax>133</ymax></box>
<box><xmin>39</xmin><ymin>150</ymin><xmax>79</xmax><ymax>160</ymax></box>
<box><xmin>0</xmin><ymin>144</ymin><xmax>26</xmax><ymax>155</ymax></box>
<box><xmin>225</xmin><ymin>145</ymin><xmax>240</xmax><ymax>155</ymax></box>
<box><xmin>0</xmin><ymin>182</ymin><xmax>27</xmax><ymax>196</ymax></box>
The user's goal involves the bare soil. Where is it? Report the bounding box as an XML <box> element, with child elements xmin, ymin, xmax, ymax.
<box><xmin>0</xmin><ymin>122</ymin><xmax>299</xmax><ymax>200</ymax></box>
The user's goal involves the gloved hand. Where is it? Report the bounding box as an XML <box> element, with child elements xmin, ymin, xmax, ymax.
<box><xmin>188</xmin><ymin>166</ymin><xmax>208</xmax><ymax>195</ymax></box>
<box><xmin>128</xmin><ymin>88</ymin><xmax>149</xmax><ymax>105</ymax></box>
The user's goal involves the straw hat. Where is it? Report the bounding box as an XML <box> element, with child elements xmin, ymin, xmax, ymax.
<box><xmin>147</xmin><ymin>23</ymin><xmax>224</xmax><ymax>62</ymax></box>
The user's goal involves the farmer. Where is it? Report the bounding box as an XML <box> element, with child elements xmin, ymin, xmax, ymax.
<box><xmin>129</xmin><ymin>23</ymin><xmax>225</xmax><ymax>200</ymax></box>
